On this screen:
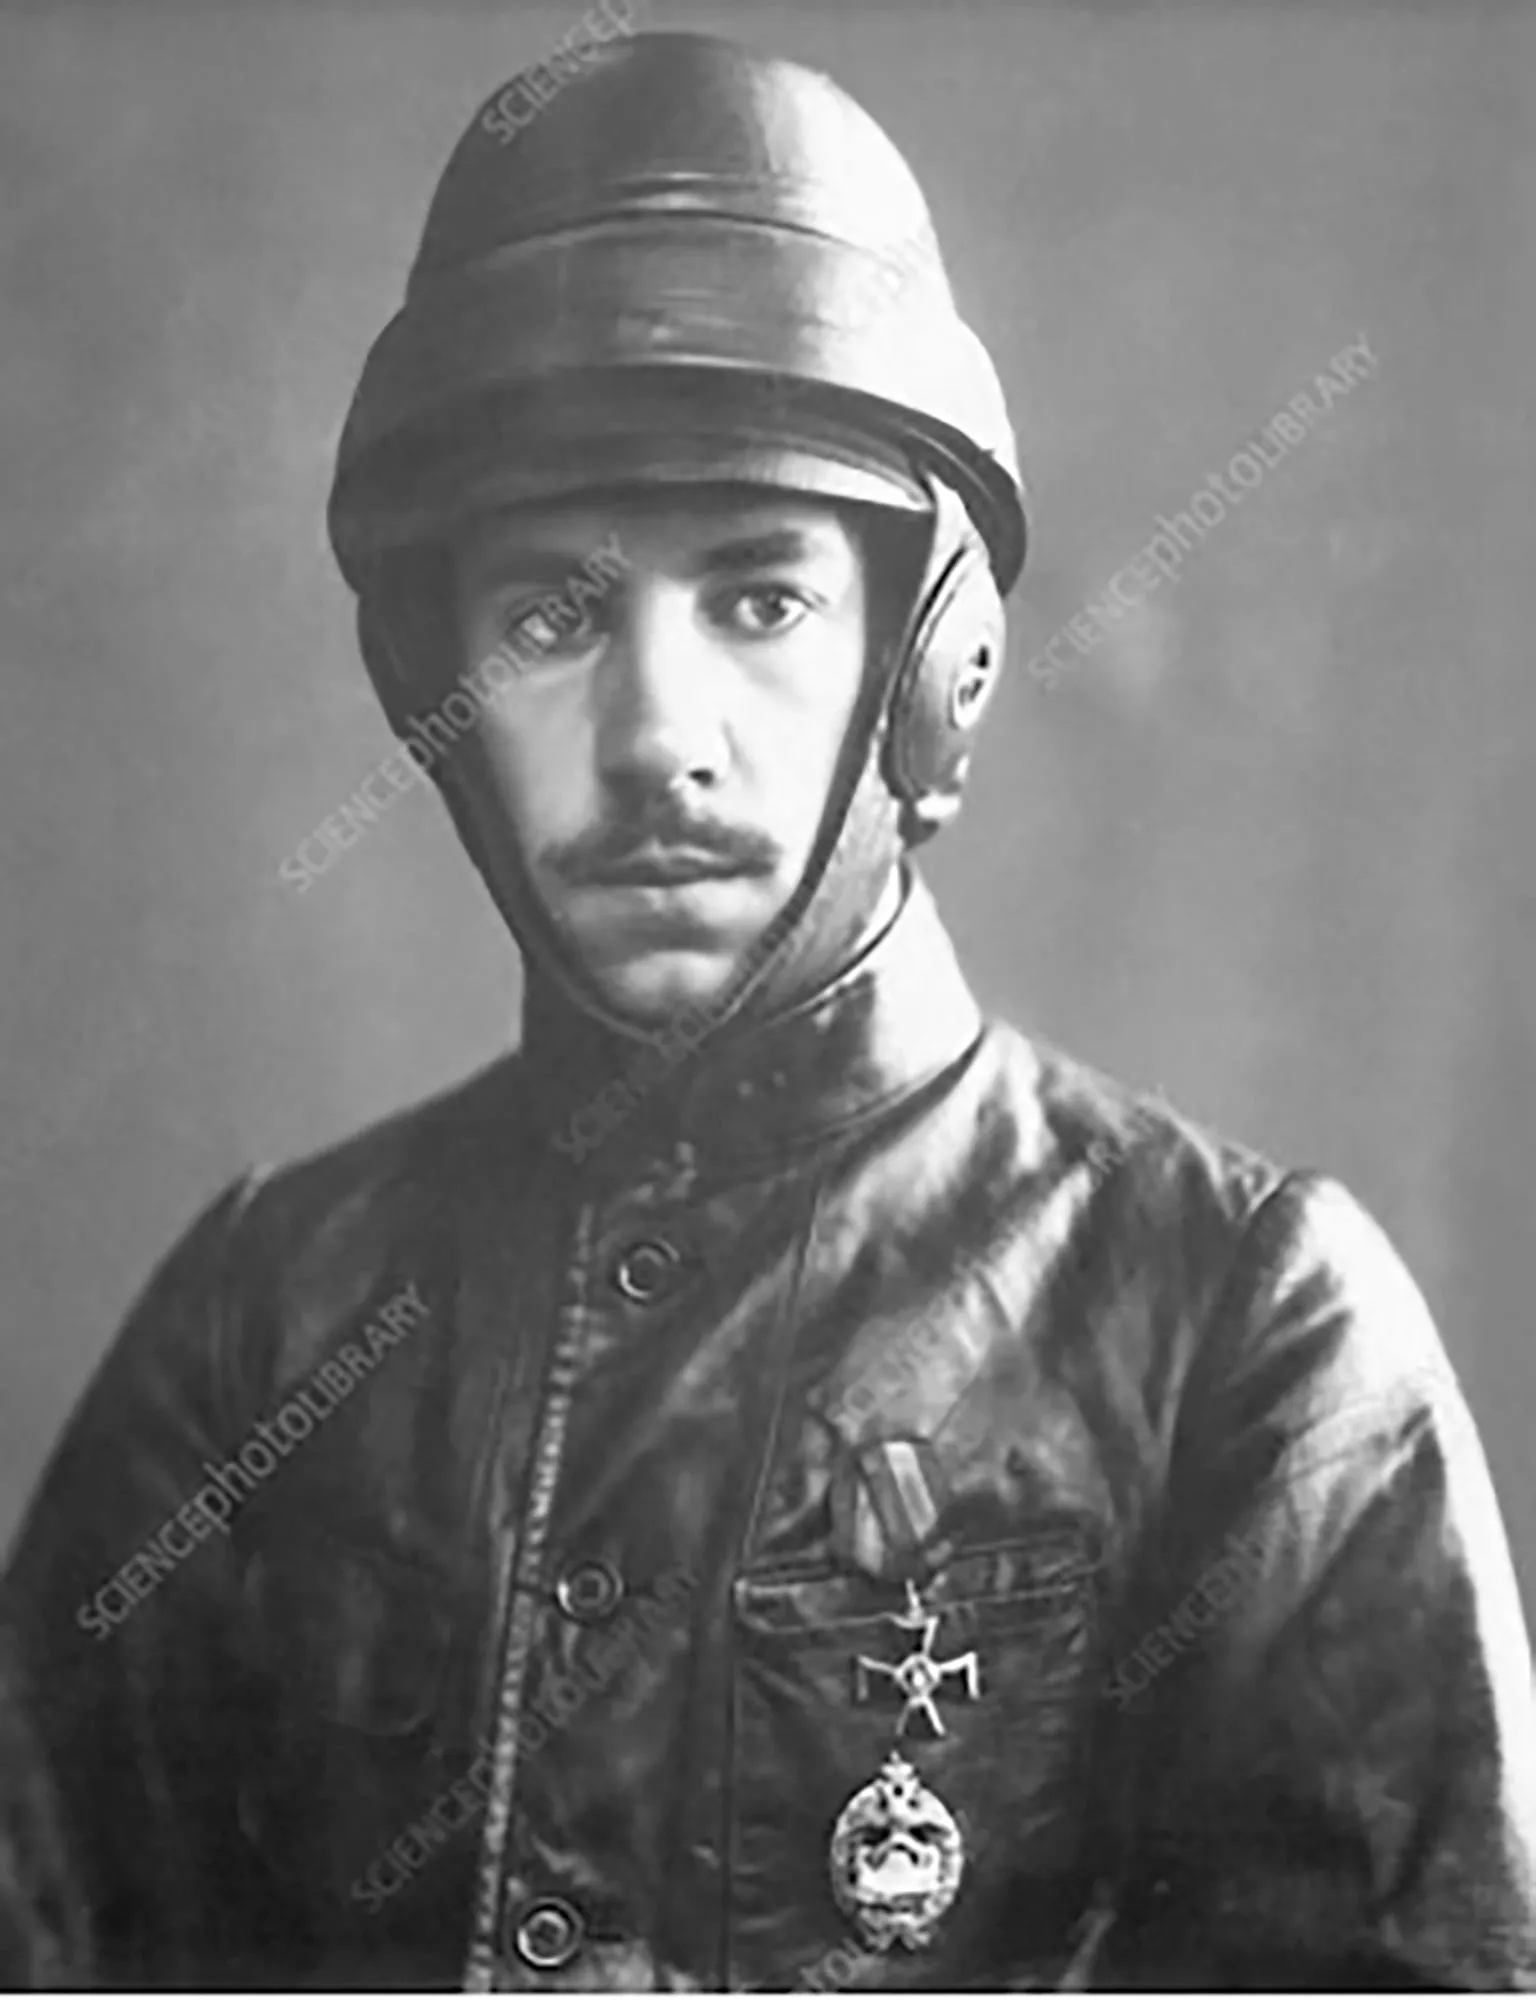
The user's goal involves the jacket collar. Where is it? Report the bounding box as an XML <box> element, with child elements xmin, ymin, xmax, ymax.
<box><xmin>518</xmin><ymin>866</ymin><xmax>982</xmax><ymax>1175</ymax></box>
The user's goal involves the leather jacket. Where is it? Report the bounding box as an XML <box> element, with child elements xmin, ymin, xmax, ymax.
<box><xmin>6</xmin><ymin>874</ymin><xmax>1536</xmax><ymax>1989</ymax></box>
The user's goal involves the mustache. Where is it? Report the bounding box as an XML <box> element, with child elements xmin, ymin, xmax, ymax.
<box><xmin>548</xmin><ymin>803</ymin><xmax>781</xmax><ymax>885</ymax></box>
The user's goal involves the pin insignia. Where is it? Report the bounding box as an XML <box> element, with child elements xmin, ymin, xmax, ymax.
<box><xmin>828</xmin><ymin>1750</ymin><xmax>965</xmax><ymax>1952</ymax></box>
<box><xmin>854</xmin><ymin>1580</ymin><xmax>980</xmax><ymax>1737</ymax></box>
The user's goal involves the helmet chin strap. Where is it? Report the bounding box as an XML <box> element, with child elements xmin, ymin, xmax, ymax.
<box><xmin>720</xmin><ymin>721</ymin><xmax>907</xmax><ymax>1030</ymax></box>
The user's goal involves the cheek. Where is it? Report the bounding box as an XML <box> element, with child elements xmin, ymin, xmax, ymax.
<box><xmin>456</xmin><ymin>705</ymin><xmax>596</xmax><ymax>855</ymax></box>
<box><xmin>746</xmin><ymin>645</ymin><xmax>867</xmax><ymax>827</ymax></box>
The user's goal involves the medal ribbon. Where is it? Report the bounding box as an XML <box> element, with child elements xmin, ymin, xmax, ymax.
<box><xmin>831</xmin><ymin>1436</ymin><xmax>954</xmax><ymax>1583</ymax></box>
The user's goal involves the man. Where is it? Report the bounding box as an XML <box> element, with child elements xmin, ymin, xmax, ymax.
<box><xmin>6</xmin><ymin>27</ymin><xmax>1535</xmax><ymax>1992</ymax></box>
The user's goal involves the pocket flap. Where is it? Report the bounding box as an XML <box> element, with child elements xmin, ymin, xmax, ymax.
<box><xmin>734</xmin><ymin>1518</ymin><xmax>1103</xmax><ymax>1636</ymax></box>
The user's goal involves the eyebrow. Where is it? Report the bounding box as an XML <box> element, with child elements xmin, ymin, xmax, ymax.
<box><xmin>681</xmin><ymin>528</ymin><xmax>834</xmax><ymax>578</ymax></box>
<box><xmin>462</xmin><ymin>525</ymin><xmax>838</xmax><ymax>588</ymax></box>
<box><xmin>458</xmin><ymin>547</ymin><xmax>595</xmax><ymax>589</ymax></box>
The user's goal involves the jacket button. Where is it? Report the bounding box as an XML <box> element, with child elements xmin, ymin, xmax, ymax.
<box><xmin>555</xmin><ymin>1557</ymin><xmax>625</xmax><ymax>1622</ymax></box>
<box><xmin>508</xmin><ymin>1895</ymin><xmax>584</xmax><ymax>1970</ymax></box>
<box><xmin>611</xmin><ymin>1238</ymin><xmax>680</xmax><ymax>1303</ymax></box>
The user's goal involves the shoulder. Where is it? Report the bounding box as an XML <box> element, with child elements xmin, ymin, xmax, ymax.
<box><xmin>236</xmin><ymin>1049</ymin><xmax>527</xmax><ymax>1250</ymax></box>
<box><xmin>981</xmin><ymin>1021</ymin><xmax>1284</xmax><ymax>1234</ymax></box>
<box><xmin>152</xmin><ymin>1051</ymin><xmax>532</xmax><ymax>1406</ymax></box>
<box><xmin>979</xmin><ymin>1023</ymin><xmax>1452</xmax><ymax>1420</ymax></box>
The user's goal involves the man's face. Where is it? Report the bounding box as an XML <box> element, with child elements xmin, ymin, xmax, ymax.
<box><xmin>447</xmin><ymin>488</ymin><xmax>875</xmax><ymax>1024</ymax></box>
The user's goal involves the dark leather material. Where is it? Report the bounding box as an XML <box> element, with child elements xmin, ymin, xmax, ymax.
<box><xmin>330</xmin><ymin>32</ymin><xmax>1026</xmax><ymax>595</ymax></box>
<box><xmin>0</xmin><ymin>1622</ymin><xmax>89</xmax><ymax>1989</ymax></box>
<box><xmin>7</xmin><ymin>876</ymin><xmax>1535</xmax><ymax>1988</ymax></box>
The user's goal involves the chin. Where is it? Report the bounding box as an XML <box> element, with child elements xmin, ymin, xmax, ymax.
<box><xmin>553</xmin><ymin>878</ymin><xmax>796</xmax><ymax>1028</ymax></box>
<box><xmin>587</xmin><ymin>949</ymin><xmax>745</xmax><ymax>1029</ymax></box>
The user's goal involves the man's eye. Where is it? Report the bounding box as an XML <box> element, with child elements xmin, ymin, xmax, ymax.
<box><xmin>719</xmin><ymin>585</ymin><xmax>811</xmax><ymax>637</ymax></box>
<box><xmin>501</xmin><ymin>602</ymin><xmax>599</xmax><ymax>659</ymax></box>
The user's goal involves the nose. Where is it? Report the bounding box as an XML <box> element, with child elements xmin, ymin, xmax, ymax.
<box><xmin>594</xmin><ymin>583</ymin><xmax>729</xmax><ymax>801</ymax></box>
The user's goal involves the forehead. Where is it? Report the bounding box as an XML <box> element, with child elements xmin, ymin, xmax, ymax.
<box><xmin>452</xmin><ymin>486</ymin><xmax>865</xmax><ymax>589</ymax></box>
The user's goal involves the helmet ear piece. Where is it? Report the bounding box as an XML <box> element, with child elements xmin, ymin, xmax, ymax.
<box><xmin>880</xmin><ymin>492</ymin><xmax>1007</xmax><ymax>845</ymax></box>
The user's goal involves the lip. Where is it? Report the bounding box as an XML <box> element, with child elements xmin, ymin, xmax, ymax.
<box><xmin>585</xmin><ymin>849</ymin><xmax>745</xmax><ymax>888</ymax></box>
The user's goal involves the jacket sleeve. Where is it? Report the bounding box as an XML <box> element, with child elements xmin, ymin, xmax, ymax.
<box><xmin>1100</xmin><ymin>1172</ymin><xmax>1536</xmax><ymax>1989</ymax></box>
<box><xmin>0</xmin><ymin>1615</ymin><xmax>91</xmax><ymax>1989</ymax></box>
<box><xmin>2</xmin><ymin>1172</ymin><xmax>287</xmax><ymax>1988</ymax></box>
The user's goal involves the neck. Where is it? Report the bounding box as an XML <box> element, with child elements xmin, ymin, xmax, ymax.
<box><xmin>516</xmin><ymin>864</ymin><xmax>981</xmax><ymax>1175</ymax></box>
<box><xmin>518</xmin><ymin>858</ymin><xmax>907</xmax><ymax>1148</ymax></box>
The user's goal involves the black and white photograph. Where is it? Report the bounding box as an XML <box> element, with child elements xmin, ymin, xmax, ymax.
<box><xmin>2</xmin><ymin>0</ymin><xmax>1534</xmax><ymax>1988</ymax></box>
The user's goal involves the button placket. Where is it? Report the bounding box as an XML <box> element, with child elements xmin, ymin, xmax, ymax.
<box><xmin>463</xmin><ymin>1204</ymin><xmax>600</xmax><ymax>1992</ymax></box>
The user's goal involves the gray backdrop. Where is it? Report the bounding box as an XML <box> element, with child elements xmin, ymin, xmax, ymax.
<box><xmin>2</xmin><ymin>0</ymin><xmax>1533</xmax><ymax>1612</ymax></box>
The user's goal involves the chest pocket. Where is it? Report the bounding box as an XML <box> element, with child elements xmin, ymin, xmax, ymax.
<box><xmin>727</xmin><ymin>1522</ymin><xmax>1103</xmax><ymax>1976</ymax></box>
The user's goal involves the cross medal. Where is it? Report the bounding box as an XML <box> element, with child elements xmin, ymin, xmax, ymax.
<box><xmin>828</xmin><ymin>1580</ymin><xmax>978</xmax><ymax>1953</ymax></box>
<box><xmin>854</xmin><ymin>1579</ymin><xmax>980</xmax><ymax>1736</ymax></box>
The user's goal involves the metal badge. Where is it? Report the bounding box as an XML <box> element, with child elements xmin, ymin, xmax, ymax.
<box><xmin>828</xmin><ymin>1750</ymin><xmax>966</xmax><ymax>1952</ymax></box>
<box><xmin>829</xmin><ymin>1582</ymin><xmax>975</xmax><ymax>1952</ymax></box>
<box><xmin>855</xmin><ymin>1580</ymin><xmax>979</xmax><ymax>1737</ymax></box>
